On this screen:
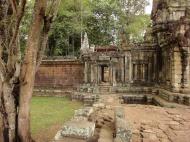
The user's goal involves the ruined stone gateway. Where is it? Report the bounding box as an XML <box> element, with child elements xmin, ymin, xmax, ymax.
<box><xmin>34</xmin><ymin>0</ymin><xmax>190</xmax><ymax>142</ymax></box>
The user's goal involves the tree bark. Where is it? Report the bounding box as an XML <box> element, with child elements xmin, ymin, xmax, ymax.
<box><xmin>18</xmin><ymin>0</ymin><xmax>46</xmax><ymax>141</ymax></box>
<box><xmin>1</xmin><ymin>82</ymin><xmax>16</xmax><ymax>142</ymax></box>
<box><xmin>0</xmin><ymin>0</ymin><xmax>60</xmax><ymax>141</ymax></box>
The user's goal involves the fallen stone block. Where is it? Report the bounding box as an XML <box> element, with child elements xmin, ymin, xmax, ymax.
<box><xmin>115</xmin><ymin>117</ymin><xmax>132</xmax><ymax>142</ymax></box>
<box><xmin>61</xmin><ymin>120</ymin><xmax>95</xmax><ymax>139</ymax></box>
<box><xmin>115</xmin><ymin>107</ymin><xmax>125</xmax><ymax>119</ymax></box>
<box><xmin>73</xmin><ymin>116</ymin><xmax>88</xmax><ymax>121</ymax></box>
<box><xmin>93</xmin><ymin>103</ymin><xmax>105</xmax><ymax>109</ymax></box>
<box><xmin>74</xmin><ymin>107</ymin><xmax>94</xmax><ymax>118</ymax></box>
<box><xmin>115</xmin><ymin>107</ymin><xmax>132</xmax><ymax>142</ymax></box>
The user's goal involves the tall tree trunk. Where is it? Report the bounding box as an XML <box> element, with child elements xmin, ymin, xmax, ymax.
<box><xmin>17</xmin><ymin>0</ymin><xmax>46</xmax><ymax>141</ymax></box>
<box><xmin>0</xmin><ymin>0</ymin><xmax>60</xmax><ymax>141</ymax></box>
<box><xmin>1</xmin><ymin>81</ymin><xmax>16</xmax><ymax>142</ymax></box>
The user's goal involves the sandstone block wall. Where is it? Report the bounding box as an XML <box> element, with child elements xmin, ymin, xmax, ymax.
<box><xmin>152</xmin><ymin>0</ymin><xmax>190</xmax><ymax>93</ymax></box>
<box><xmin>35</xmin><ymin>59</ymin><xmax>84</xmax><ymax>88</ymax></box>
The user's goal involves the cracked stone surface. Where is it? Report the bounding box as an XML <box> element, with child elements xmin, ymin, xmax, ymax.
<box><xmin>124</xmin><ymin>105</ymin><xmax>190</xmax><ymax>142</ymax></box>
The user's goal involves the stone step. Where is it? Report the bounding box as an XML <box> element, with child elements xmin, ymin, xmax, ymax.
<box><xmin>158</xmin><ymin>89</ymin><xmax>190</xmax><ymax>106</ymax></box>
<box><xmin>99</xmin><ymin>87</ymin><xmax>110</xmax><ymax>93</ymax></box>
<box><xmin>153</xmin><ymin>96</ymin><xmax>190</xmax><ymax>108</ymax></box>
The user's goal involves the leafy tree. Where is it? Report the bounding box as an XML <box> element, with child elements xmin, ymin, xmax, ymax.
<box><xmin>85</xmin><ymin>0</ymin><xmax>119</xmax><ymax>45</ymax></box>
<box><xmin>126</xmin><ymin>15</ymin><xmax>151</xmax><ymax>42</ymax></box>
<box><xmin>0</xmin><ymin>0</ymin><xmax>60</xmax><ymax>141</ymax></box>
<box><xmin>47</xmin><ymin>0</ymin><xmax>91</xmax><ymax>57</ymax></box>
<box><xmin>47</xmin><ymin>0</ymin><xmax>150</xmax><ymax>56</ymax></box>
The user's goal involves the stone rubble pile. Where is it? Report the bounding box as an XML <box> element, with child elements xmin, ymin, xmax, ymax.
<box><xmin>53</xmin><ymin>107</ymin><xmax>95</xmax><ymax>141</ymax></box>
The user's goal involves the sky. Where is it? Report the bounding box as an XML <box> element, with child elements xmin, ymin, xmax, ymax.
<box><xmin>145</xmin><ymin>0</ymin><xmax>153</xmax><ymax>14</ymax></box>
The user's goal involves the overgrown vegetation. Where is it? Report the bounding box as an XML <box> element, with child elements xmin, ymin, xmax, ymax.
<box><xmin>47</xmin><ymin>0</ymin><xmax>151</xmax><ymax>56</ymax></box>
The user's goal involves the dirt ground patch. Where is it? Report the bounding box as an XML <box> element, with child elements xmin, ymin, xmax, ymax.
<box><xmin>0</xmin><ymin>122</ymin><xmax>60</xmax><ymax>142</ymax></box>
<box><xmin>89</xmin><ymin>107</ymin><xmax>115</xmax><ymax>142</ymax></box>
<box><xmin>124</xmin><ymin>104</ymin><xmax>190</xmax><ymax>142</ymax></box>
<box><xmin>32</xmin><ymin>123</ymin><xmax>61</xmax><ymax>142</ymax></box>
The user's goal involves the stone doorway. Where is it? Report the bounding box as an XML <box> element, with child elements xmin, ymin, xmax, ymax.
<box><xmin>101</xmin><ymin>65</ymin><xmax>110</xmax><ymax>83</ymax></box>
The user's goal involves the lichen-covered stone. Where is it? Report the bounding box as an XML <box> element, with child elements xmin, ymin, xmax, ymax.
<box><xmin>61</xmin><ymin>120</ymin><xmax>95</xmax><ymax>139</ymax></box>
<box><xmin>115</xmin><ymin>107</ymin><xmax>132</xmax><ymax>142</ymax></box>
<box><xmin>74</xmin><ymin>107</ymin><xmax>94</xmax><ymax>118</ymax></box>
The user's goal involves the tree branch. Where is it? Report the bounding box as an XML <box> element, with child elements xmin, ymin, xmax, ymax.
<box><xmin>9</xmin><ymin>0</ymin><xmax>18</xmax><ymax>14</ymax></box>
<box><xmin>7</xmin><ymin>0</ymin><xmax>26</xmax><ymax>78</ymax></box>
<box><xmin>8</xmin><ymin>0</ymin><xmax>26</xmax><ymax>49</ymax></box>
<box><xmin>0</xmin><ymin>58</ymin><xmax>6</xmax><ymax>82</ymax></box>
<box><xmin>36</xmin><ymin>18</ymin><xmax>51</xmax><ymax>70</ymax></box>
<box><xmin>36</xmin><ymin>0</ymin><xmax>61</xmax><ymax>70</ymax></box>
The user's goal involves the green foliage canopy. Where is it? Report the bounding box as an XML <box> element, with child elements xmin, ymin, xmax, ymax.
<box><xmin>47</xmin><ymin>0</ymin><xmax>151</xmax><ymax>56</ymax></box>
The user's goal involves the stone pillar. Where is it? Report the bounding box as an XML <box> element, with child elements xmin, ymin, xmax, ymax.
<box><xmin>91</xmin><ymin>64</ymin><xmax>94</xmax><ymax>84</ymax></box>
<box><xmin>137</xmin><ymin>64</ymin><xmax>140</xmax><ymax>80</ymax></box>
<box><xmin>84</xmin><ymin>62</ymin><xmax>88</xmax><ymax>83</ymax></box>
<box><xmin>181</xmin><ymin>51</ymin><xmax>190</xmax><ymax>92</ymax></box>
<box><xmin>112</xmin><ymin>65</ymin><xmax>116</xmax><ymax>86</ymax></box>
<box><xmin>145</xmin><ymin>64</ymin><xmax>148</xmax><ymax>82</ymax></box>
<box><xmin>124</xmin><ymin>56</ymin><xmax>128</xmax><ymax>82</ymax></box>
<box><xmin>121</xmin><ymin>57</ymin><xmax>125</xmax><ymax>83</ymax></box>
<box><xmin>142</xmin><ymin>64</ymin><xmax>145</xmax><ymax>81</ymax></box>
<box><xmin>94</xmin><ymin>64</ymin><xmax>98</xmax><ymax>86</ymax></box>
<box><xmin>148</xmin><ymin>62</ymin><xmax>152</xmax><ymax>83</ymax></box>
<box><xmin>171</xmin><ymin>48</ymin><xmax>182</xmax><ymax>92</ymax></box>
<box><xmin>97</xmin><ymin>66</ymin><xmax>101</xmax><ymax>84</ymax></box>
<box><xmin>129</xmin><ymin>55</ymin><xmax>133</xmax><ymax>83</ymax></box>
<box><xmin>132</xmin><ymin>64</ymin><xmax>136</xmax><ymax>81</ymax></box>
<box><xmin>153</xmin><ymin>53</ymin><xmax>157</xmax><ymax>82</ymax></box>
<box><xmin>141</xmin><ymin>64</ymin><xmax>143</xmax><ymax>81</ymax></box>
<box><xmin>132</xmin><ymin>64</ymin><xmax>134</xmax><ymax>81</ymax></box>
<box><xmin>135</xmin><ymin>64</ymin><xmax>138</xmax><ymax>81</ymax></box>
<box><xmin>109</xmin><ymin>65</ymin><xmax>112</xmax><ymax>85</ymax></box>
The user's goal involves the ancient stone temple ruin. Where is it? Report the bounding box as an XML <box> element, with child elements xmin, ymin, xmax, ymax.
<box><xmin>35</xmin><ymin>0</ymin><xmax>190</xmax><ymax>106</ymax></box>
<box><xmin>151</xmin><ymin>0</ymin><xmax>190</xmax><ymax>105</ymax></box>
<box><xmin>152</xmin><ymin>0</ymin><xmax>190</xmax><ymax>92</ymax></box>
<box><xmin>33</xmin><ymin>1</ymin><xmax>190</xmax><ymax>142</ymax></box>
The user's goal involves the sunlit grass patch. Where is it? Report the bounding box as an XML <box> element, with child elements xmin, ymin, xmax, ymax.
<box><xmin>31</xmin><ymin>96</ymin><xmax>82</xmax><ymax>134</ymax></box>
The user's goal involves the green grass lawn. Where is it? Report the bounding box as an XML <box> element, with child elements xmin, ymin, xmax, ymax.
<box><xmin>31</xmin><ymin>96</ymin><xmax>82</xmax><ymax>135</ymax></box>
